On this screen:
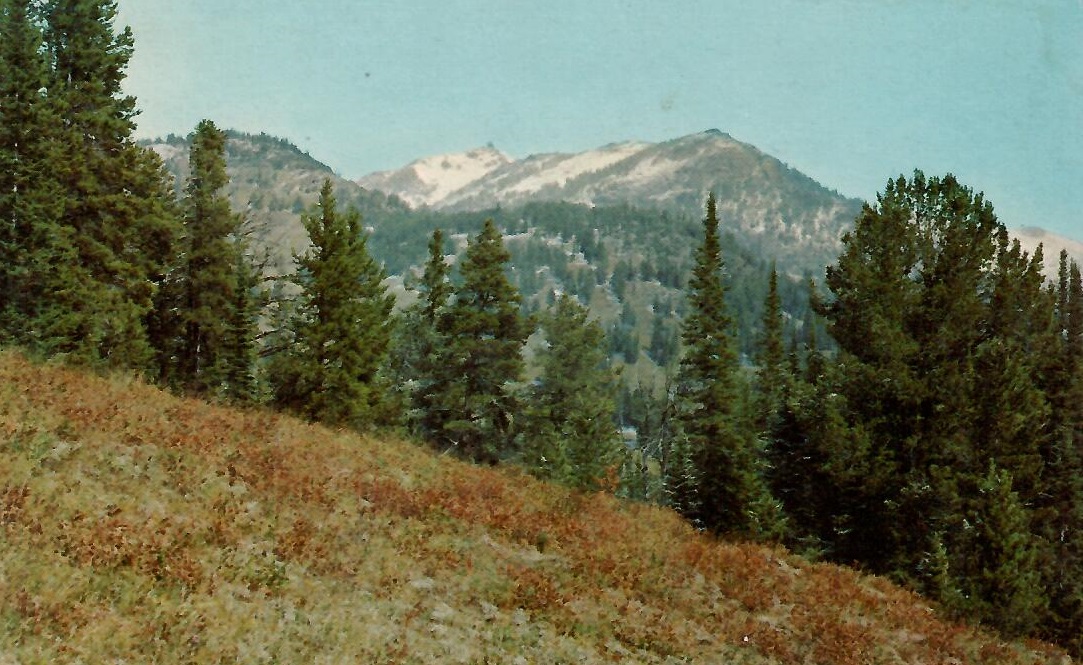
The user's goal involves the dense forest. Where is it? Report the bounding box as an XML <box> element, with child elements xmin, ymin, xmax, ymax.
<box><xmin>2</xmin><ymin>0</ymin><xmax>1083</xmax><ymax>656</ymax></box>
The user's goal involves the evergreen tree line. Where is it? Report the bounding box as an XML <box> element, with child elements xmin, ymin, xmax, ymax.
<box><xmin>647</xmin><ymin>178</ymin><xmax>1083</xmax><ymax>654</ymax></box>
<box><xmin>0</xmin><ymin>0</ymin><xmax>178</xmax><ymax>368</ymax></box>
<box><xmin>0</xmin><ymin>0</ymin><xmax>626</xmax><ymax>494</ymax></box>
<box><xmin>5</xmin><ymin>1</ymin><xmax>1083</xmax><ymax>654</ymax></box>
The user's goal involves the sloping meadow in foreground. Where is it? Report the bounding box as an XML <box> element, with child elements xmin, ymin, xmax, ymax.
<box><xmin>0</xmin><ymin>352</ymin><xmax>1070</xmax><ymax>664</ymax></box>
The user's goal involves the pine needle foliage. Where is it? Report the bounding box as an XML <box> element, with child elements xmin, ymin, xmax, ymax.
<box><xmin>425</xmin><ymin>219</ymin><xmax>531</xmax><ymax>463</ymax></box>
<box><xmin>522</xmin><ymin>294</ymin><xmax>624</xmax><ymax>491</ymax></box>
<box><xmin>674</xmin><ymin>193</ymin><xmax>781</xmax><ymax>537</ymax></box>
<box><xmin>270</xmin><ymin>179</ymin><xmax>394</xmax><ymax>429</ymax></box>
<box><xmin>39</xmin><ymin>0</ymin><xmax>181</xmax><ymax>369</ymax></box>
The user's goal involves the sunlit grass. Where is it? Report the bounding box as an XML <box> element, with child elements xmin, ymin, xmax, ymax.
<box><xmin>0</xmin><ymin>350</ymin><xmax>1070</xmax><ymax>663</ymax></box>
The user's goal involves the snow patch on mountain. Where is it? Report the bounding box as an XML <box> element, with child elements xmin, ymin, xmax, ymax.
<box><xmin>620</xmin><ymin>155</ymin><xmax>685</xmax><ymax>186</ymax></box>
<box><xmin>359</xmin><ymin>146</ymin><xmax>511</xmax><ymax>208</ymax></box>
<box><xmin>501</xmin><ymin>142</ymin><xmax>651</xmax><ymax>196</ymax></box>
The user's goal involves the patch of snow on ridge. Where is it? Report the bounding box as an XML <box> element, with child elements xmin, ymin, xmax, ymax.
<box><xmin>619</xmin><ymin>155</ymin><xmax>685</xmax><ymax>186</ymax></box>
<box><xmin>360</xmin><ymin>146</ymin><xmax>511</xmax><ymax>208</ymax></box>
<box><xmin>503</xmin><ymin>142</ymin><xmax>651</xmax><ymax>196</ymax></box>
<box><xmin>409</xmin><ymin>147</ymin><xmax>511</xmax><ymax>204</ymax></box>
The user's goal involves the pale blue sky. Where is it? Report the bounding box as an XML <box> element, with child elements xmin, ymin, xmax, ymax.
<box><xmin>117</xmin><ymin>0</ymin><xmax>1082</xmax><ymax>240</ymax></box>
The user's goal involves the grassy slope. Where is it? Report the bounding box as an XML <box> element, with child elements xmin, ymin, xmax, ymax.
<box><xmin>0</xmin><ymin>352</ymin><xmax>1070</xmax><ymax>664</ymax></box>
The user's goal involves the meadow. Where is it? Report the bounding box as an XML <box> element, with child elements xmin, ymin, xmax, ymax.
<box><xmin>0</xmin><ymin>351</ymin><xmax>1069</xmax><ymax>664</ymax></box>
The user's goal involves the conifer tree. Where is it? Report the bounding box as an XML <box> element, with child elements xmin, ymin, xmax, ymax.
<box><xmin>420</xmin><ymin>228</ymin><xmax>453</xmax><ymax>323</ymax></box>
<box><xmin>0</xmin><ymin>0</ymin><xmax>77</xmax><ymax>350</ymax></box>
<box><xmin>953</xmin><ymin>463</ymin><xmax>1045</xmax><ymax>637</ymax></box>
<box><xmin>674</xmin><ymin>193</ymin><xmax>780</xmax><ymax>536</ymax></box>
<box><xmin>392</xmin><ymin>228</ymin><xmax>452</xmax><ymax>431</ymax></box>
<box><xmin>522</xmin><ymin>294</ymin><xmax>624</xmax><ymax>491</ymax></box>
<box><xmin>40</xmin><ymin>0</ymin><xmax>180</xmax><ymax>369</ymax></box>
<box><xmin>755</xmin><ymin>263</ymin><xmax>788</xmax><ymax>433</ymax></box>
<box><xmin>173</xmin><ymin>119</ymin><xmax>250</xmax><ymax>394</ymax></box>
<box><xmin>822</xmin><ymin>171</ymin><xmax>1054</xmax><ymax>633</ymax></box>
<box><xmin>1033</xmin><ymin>254</ymin><xmax>1083</xmax><ymax>651</ymax></box>
<box><xmin>270</xmin><ymin>179</ymin><xmax>394</xmax><ymax>429</ymax></box>
<box><xmin>220</xmin><ymin>238</ymin><xmax>262</xmax><ymax>402</ymax></box>
<box><xmin>758</xmin><ymin>266</ymin><xmax>849</xmax><ymax>552</ymax></box>
<box><xmin>426</xmin><ymin>219</ymin><xmax>530</xmax><ymax>463</ymax></box>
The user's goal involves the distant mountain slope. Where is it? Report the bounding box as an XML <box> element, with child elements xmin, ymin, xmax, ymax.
<box><xmin>1012</xmin><ymin>226</ymin><xmax>1083</xmax><ymax>276</ymax></box>
<box><xmin>143</xmin><ymin>132</ymin><xmax>822</xmax><ymax>363</ymax></box>
<box><xmin>143</xmin><ymin>130</ymin><xmax>1075</xmax><ymax>388</ymax></box>
<box><xmin>359</xmin><ymin>130</ymin><xmax>865</xmax><ymax>274</ymax></box>
<box><xmin>145</xmin><ymin>131</ymin><xmax>408</xmax><ymax>277</ymax></box>
<box><xmin>0</xmin><ymin>351</ymin><xmax>1069</xmax><ymax>664</ymax></box>
<box><xmin>358</xmin><ymin>145</ymin><xmax>512</xmax><ymax>208</ymax></box>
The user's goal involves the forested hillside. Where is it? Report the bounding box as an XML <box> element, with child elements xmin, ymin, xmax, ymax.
<box><xmin>4</xmin><ymin>1</ymin><xmax>1083</xmax><ymax>659</ymax></box>
<box><xmin>359</xmin><ymin>129</ymin><xmax>865</xmax><ymax>274</ymax></box>
<box><xmin>146</xmin><ymin>131</ymin><xmax>828</xmax><ymax>405</ymax></box>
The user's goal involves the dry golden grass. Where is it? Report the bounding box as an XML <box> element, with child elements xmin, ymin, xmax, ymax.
<box><xmin>0</xmin><ymin>350</ymin><xmax>1072</xmax><ymax>664</ymax></box>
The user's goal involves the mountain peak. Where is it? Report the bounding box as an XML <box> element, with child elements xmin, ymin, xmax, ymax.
<box><xmin>355</xmin><ymin>131</ymin><xmax>865</xmax><ymax>272</ymax></box>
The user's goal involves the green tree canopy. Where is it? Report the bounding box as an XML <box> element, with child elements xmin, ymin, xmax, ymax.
<box><xmin>674</xmin><ymin>193</ymin><xmax>780</xmax><ymax>537</ymax></box>
<box><xmin>425</xmin><ymin>219</ymin><xmax>530</xmax><ymax>463</ymax></box>
<box><xmin>36</xmin><ymin>0</ymin><xmax>180</xmax><ymax>369</ymax></box>
<box><xmin>167</xmin><ymin>119</ymin><xmax>253</xmax><ymax>395</ymax></box>
<box><xmin>821</xmin><ymin>171</ymin><xmax>1052</xmax><ymax>634</ymax></box>
<box><xmin>523</xmin><ymin>294</ymin><xmax>624</xmax><ymax>491</ymax></box>
<box><xmin>270</xmin><ymin>179</ymin><xmax>394</xmax><ymax>429</ymax></box>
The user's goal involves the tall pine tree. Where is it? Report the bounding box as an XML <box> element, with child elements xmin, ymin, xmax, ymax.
<box><xmin>425</xmin><ymin>219</ymin><xmax>530</xmax><ymax>463</ymax></box>
<box><xmin>755</xmin><ymin>263</ymin><xmax>788</xmax><ymax>434</ymax></box>
<box><xmin>1032</xmin><ymin>253</ymin><xmax>1083</xmax><ymax>652</ymax></box>
<box><xmin>170</xmin><ymin>119</ymin><xmax>254</xmax><ymax>396</ymax></box>
<box><xmin>674</xmin><ymin>193</ymin><xmax>780</xmax><ymax>537</ymax></box>
<box><xmin>822</xmin><ymin>171</ymin><xmax>1051</xmax><ymax>634</ymax></box>
<box><xmin>0</xmin><ymin>0</ymin><xmax>79</xmax><ymax>351</ymax></box>
<box><xmin>40</xmin><ymin>0</ymin><xmax>180</xmax><ymax>369</ymax></box>
<box><xmin>270</xmin><ymin>179</ymin><xmax>394</xmax><ymax>429</ymax></box>
<box><xmin>393</xmin><ymin>228</ymin><xmax>453</xmax><ymax>432</ymax></box>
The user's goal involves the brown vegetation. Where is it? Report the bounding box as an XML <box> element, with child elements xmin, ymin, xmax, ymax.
<box><xmin>0</xmin><ymin>351</ymin><xmax>1070</xmax><ymax>663</ymax></box>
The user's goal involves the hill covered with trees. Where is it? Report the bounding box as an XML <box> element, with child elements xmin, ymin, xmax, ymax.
<box><xmin>5</xmin><ymin>0</ymin><xmax>1083</xmax><ymax>659</ymax></box>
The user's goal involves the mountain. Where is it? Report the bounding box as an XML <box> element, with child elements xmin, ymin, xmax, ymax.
<box><xmin>358</xmin><ymin>130</ymin><xmax>865</xmax><ymax>274</ymax></box>
<box><xmin>146</xmin><ymin>131</ymin><xmax>409</xmax><ymax>278</ymax></box>
<box><xmin>0</xmin><ymin>350</ymin><xmax>1069</xmax><ymax>664</ymax></box>
<box><xmin>144</xmin><ymin>132</ymin><xmax>824</xmax><ymax>363</ymax></box>
<box><xmin>143</xmin><ymin>130</ymin><xmax>1075</xmax><ymax>392</ymax></box>
<box><xmin>358</xmin><ymin>145</ymin><xmax>513</xmax><ymax>209</ymax></box>
<box><xmin>1012</xmin><ymin>226</ymin><xmax>1083</xmax><ymax>276</ymax></box>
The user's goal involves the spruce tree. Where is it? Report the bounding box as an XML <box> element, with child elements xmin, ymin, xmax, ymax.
<box><xmin>522</xmin><ymin>294</ymin><xmax>624</xmax><ymax>491</ymax></box>
<box><xmin>391</xmin><ymin>228</ymin><xmax>452</xmax><ymax>432</ymax></box>
<box><xmin>220</xmin><ymin>236</ymin><xmax>262</xmax><ymax>402</ymax></box>
<box><xmin>674</xmin><ymin>193</ymin><xmax>780</xmax><ymax>536</ymax></box>
<box><xmin>953</xmin><ymin>463</ymin><xmax>1046</xmax><ymax>637</ymax></box>
<box><xmin>270</xmin><ymin>179</ymin><xmax>394</xmax><ymax>428</ymax></box>
<box><xmin>426</xmin><ymin>219</ymin><xmax>530</xmax><ymax>463</ymax></box>
<box><xmin>40</xmin><ymin>0</ymin><xmax>180</xmax><ymax>369</ymax></box>
<box><xmin>171</xmin><ymin>119</ymin><xmax>251</xmax><ymax>394</ymax></box>
<box><xmin>1033</xmin><ymin>254</ymin><xmax>1083</xmax><ymax>652</ymax></box>
<box><xmin>822</xmin><ymin>171</ymin><xmax>1053</xmax><ymax>635</ymax></box>
<box><xmin>0</xmin><ymin>0</ymin><xmax>76</xmax><ymax>350</ymax></box>
<box><xmin>755</xmin><ymin>263</ymin><xmax>788</xmax><ymax>433</ymax></box>
<box><xmin>420</xmin><ymin>228</ymin><xmax>453</xmax><ymax>323</ymax></box>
